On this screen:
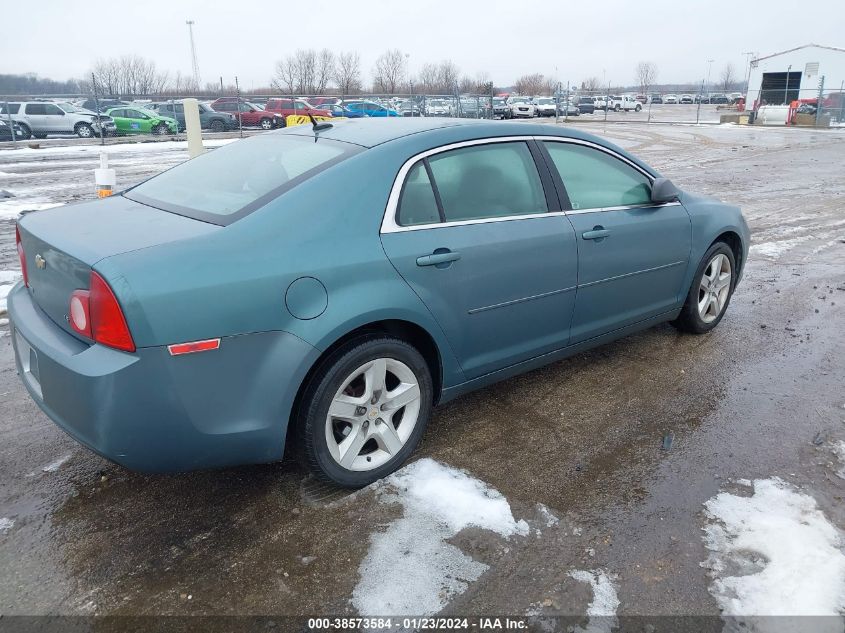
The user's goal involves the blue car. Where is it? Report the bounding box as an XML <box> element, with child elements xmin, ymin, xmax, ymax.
<box><xmin>10</xmin><ymin>119</ymin><xmax>749</xmax><ymax>486</ymax></box>
<box><xmin>344</xmin><ymin>101</ymin><xmax>399</xmax><ymax>117</ymax></box>
<box><xmin>326</xmin><ymin>104</ymin><xmax>366</xmax><ymax>119</ymax></box>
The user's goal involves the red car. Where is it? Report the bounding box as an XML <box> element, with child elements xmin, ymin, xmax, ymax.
<box><xmin>209</xmin><ymin>98</ymin><xmax>285</xmax><ymax>129</ymax></box>
<box><xmin>307</xmin><ymin>97</ymin><xmax>342</xmax><ymax>108</ymax></box>
<box><xmin>265</xmin><ymin>98</ymin><xmax>333</xmax><ymax>118</ymax></box>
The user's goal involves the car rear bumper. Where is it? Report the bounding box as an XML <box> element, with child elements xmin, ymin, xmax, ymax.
<box><xmin>8</xmin><ymin>283</ymin><xmax>320</xmax><ymax>472</ymax></box>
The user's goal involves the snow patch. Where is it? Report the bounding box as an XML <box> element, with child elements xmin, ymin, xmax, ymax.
<box><xmin>832</xmin><ymin>441</ymin><xmax>845</xmax><ymax>480</ymax></box>
<box><xmin>702</xmin><ymin>477</ymin><xmax>845</xmax><ymax>619</ymax></box>
<box><xmin>0</xmin><ymin>517</ymin><xmax>14</xmax><ymax>533</ymax></box>
<box><xmin>42</xmin><ymin>454</ymin><xmax>72</xmax><ymax>473</ymax></box>
<box><xmin>567</xmin><ymin>569</ymin><xmax>620</xmax><ymax>633</ymax></box>
<box><xmin>0</xmin><ymin>271</ymin><xmax>22</xmax><ymax>314</ymax></box>
<box><xmin>352</xmin><ymin>458</ymin><xmax>527</xmax><ymax>616</ymax></box>
<box><xmin>750</xmin><ymin>235</ymin><xmax>813</xmax><ymax>258</ymax></box>
<box><xmin>537</xmin><ymin>503</ymin><xmax>559</xmax><ymax>527</ymax></box>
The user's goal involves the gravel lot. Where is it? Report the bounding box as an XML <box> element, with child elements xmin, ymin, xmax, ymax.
<box><xmin>0</xmin><ymin>120</ymin><xmax>844</xmax><ymax>628</ymax></box>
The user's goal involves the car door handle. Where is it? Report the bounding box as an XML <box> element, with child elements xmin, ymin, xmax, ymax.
<box><xmin>416</xmin><ymin>250</ymin><xmax>461</xmax><ymax>267</ymax></box>
<box><xmin>582</xmin><ymin>227</ymin><xmax>610</xmax><ymax>241</ymax></box>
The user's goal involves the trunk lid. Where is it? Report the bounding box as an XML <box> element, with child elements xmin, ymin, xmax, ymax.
<box><xmin>18</xmin><ymin>195</ymin><xmax>220</xmax><ymax>339</ymax></box>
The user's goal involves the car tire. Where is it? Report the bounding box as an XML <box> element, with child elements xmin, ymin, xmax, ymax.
<box><xmin>153</xmin><ymin>123</ymin><xmax>170</xmax><ymax>136</ymax></box>
<box><xmin>15</xmin><ymin>124</ymin><xmax>32</xmax><ymax>140</ymax></box>
<box><xmin>635</xmin><ymin>104</ymin><xmax>642</xmax><ymax>112</ymax></box>
<box><xmin>297</xmin><ymin>335</ymin><xmax>434</xmax><ymax>488</ymax></box>
<box><xmin>210</xmin><ymin>119</ymin><xmax>225</xmax><ymax>132</ymax></box>
<box><xmin>259</xmin><ymin>118</ymin><xmax>273</xmax><ymax>130</ymax></box>
<box><xmin>672</xmin><ymin>242</ymin><xmax>737</xmax><ymax>335</ymax></box>
<box><xmin>75</xmin><ymin>123</ymin><xmax>94</xmax><ymax>138</ymax></box>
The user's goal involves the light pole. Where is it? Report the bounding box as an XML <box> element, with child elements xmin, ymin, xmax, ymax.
<box><xmin>705</xmin><ymin>59</ymin><xmax>715</xmax><ymax>93</ymax></box>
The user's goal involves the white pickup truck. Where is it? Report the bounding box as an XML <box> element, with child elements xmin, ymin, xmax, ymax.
<box><xmin>607</xmin><ymin>95</ymin><xmax>642</xmax><ymax>112</ymax></box>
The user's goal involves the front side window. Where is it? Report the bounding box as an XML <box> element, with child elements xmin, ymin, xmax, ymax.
<box><xmin>43</xmin><ymin>104</ymin><xmax>63</xmax><ymax>115</ymax></box>
<box><xmin>427</xmin><ymin>142</ymin><xmax>547</xmax><ymax>222</ymax></box>
<box><xmin>126</xmin><ymin>134</ymin><xmax>358</xmax><ymax>222</ymax></box>
<box><xmin>543</xmin><ymin>142</ymin><xmax>652</xmax><ymax>210</ymax></box>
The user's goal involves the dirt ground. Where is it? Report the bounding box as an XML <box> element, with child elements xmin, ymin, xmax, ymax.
<box><xmin>0</xmin><ymin>121</ymin><xmax>843</xmax><ymax>629</ymax></box>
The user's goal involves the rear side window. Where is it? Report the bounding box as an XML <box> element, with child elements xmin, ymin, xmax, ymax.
<box><xmin>427</xmin><ymin>142</ymin><xmax>547</xmax><ymax>222</ymax></box>
<box><xmin>543</xmin><ymin>142</ymin><xmax>652</xmax><ymax>210</ymax></box>
<box><xmin>25</xmin><ymin>104</ymin><xmax>46</xmax><ymax>115</ymax></box>
<box><xmin>126</xmin><ymin>135</ymin><xmax>359</xmax><ymax>224</ymax></box>
<box><xmin>397</xmin><ymin>163</ymin><xmax>441</xmax><ymax>226</ymax></box>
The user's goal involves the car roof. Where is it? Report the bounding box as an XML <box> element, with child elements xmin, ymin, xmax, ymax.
<box><xmin>276</xmin><ymin>117</ymin><xmax>654</xmax><ymax>171</ymax></box>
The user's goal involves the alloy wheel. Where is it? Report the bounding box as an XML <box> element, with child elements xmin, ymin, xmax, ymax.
<box><xmin>324</xmin><ymin>358</ymin><xmax>422</xmax><ymax>472</ymax></box>
<box><xmin>698</xmin><ymin>253</ymin><xmax>732</xmax><ymax>323</ymax></box>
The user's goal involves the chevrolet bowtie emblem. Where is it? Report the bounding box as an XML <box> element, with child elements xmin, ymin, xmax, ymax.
<box><xmin>35</xmin><ymin>254</ymin><xmax>46</xmax><ymax>270</ymax></box>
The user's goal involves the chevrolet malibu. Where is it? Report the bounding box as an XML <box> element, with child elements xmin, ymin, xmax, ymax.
<box><xmin>10</xmin><ymin>119</ymin><xmax>749</xmax><ymax>487</ymax></box>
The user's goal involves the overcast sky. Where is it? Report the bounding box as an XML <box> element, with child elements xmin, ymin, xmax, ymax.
<box><xmin>3</xmin><ymin>0</ymin><xmax>843</xmax><ymax>89</ymax></box>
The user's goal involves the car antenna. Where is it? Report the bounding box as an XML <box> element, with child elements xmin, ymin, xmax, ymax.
<box><xmin>307</xmin><ymin>111</ymin><xmax>333</xmax><ymax>136</ymax></box>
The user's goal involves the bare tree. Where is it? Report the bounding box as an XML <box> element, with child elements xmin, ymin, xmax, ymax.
<box><xmin>418</xmin><ymin>63</ymin><xmax>439</xmax><ymax>93</ymax></box>
<box><xmin>335</xmin><ymin>51</ymin><xmax>361</xmax><ymax>95</ymax></box>
<box><xmin>635</xmin><ymin>61</ymin><xmax>658</xmax><ymax>94</ymax></box>
<box><xmin>514</xmin><ymin>73</ymin><xmax>546</xmax><ymax>96</ymax></box>
<box><xmin>581</xmin><ymin>76</ymin><xmax>601</xmax><ymax>93</ymax></box>
<box><xmin>720</xmin><ymin>63</ymin><xmax>736</xmax><ymax>91</ymax></box>
<box><xmin>436</xmin><ymin>60</ymin><xmax>460</xmax><ymax>94</ymax></box>
<box><xmin>314</xmin><ymin>49</ymin><xmax>335</xmax><ymax>95</ymax></box>
<box><xmin>91</xmin><ymin>55</ymin><xmax>168</xmax><ymax>97</ymax></box>
<box><xmin>273</xmin><ymin>57</ymin><xmax>298</xmax><ymax>95</ymax></box>
<box><xmin>372</xmin><ymin>49</ymin><xmax>406</xmax><ymax>94</ymax></box>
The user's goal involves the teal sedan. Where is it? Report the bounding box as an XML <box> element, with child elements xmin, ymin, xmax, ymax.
<box><xmin>9</xmin><ymin>119</ymin><xmax>749</xmax><ymax>486</ymax></box>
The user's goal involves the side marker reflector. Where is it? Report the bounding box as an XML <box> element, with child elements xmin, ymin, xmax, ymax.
<box><xmin>168</xmin><ymin>339</ymin><xmax>221</xmax><ymax>356</ymax></box>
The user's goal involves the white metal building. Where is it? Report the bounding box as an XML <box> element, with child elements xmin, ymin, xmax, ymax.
<box><xmin>746</xmin><ymin>44</ymin><xmax>845</xmax><ymax>108</ymax></box>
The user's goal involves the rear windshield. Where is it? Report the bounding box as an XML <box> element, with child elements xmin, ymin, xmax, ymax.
<box><xmin>125</xmin><ymin>134</ymin><xmax>359</xmax><ymax>224</ymax></box>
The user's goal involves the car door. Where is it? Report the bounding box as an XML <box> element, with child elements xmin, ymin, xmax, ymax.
<box><xmin>23</xmin><ymin>103</ymin><xmax>48</xmax><ymax>133</ymax></box>
<box><xmin>380</xmin><ymin>139</ymin><xmax>579</xmax><ymax>380</ymax></box>
<box><xmin>541</xmin><ymin>140</ymin><xmax>691</xmax><ymax>344</ymax></box>
<box><xmin>41</xmin><ymin>103</ymin><xmax>68</xmax><ymax>132</ymax></box>
<box><xmin>108</xmin><ymin>109</ymin><xmax>129</xmax><ymax>134</ymax></box>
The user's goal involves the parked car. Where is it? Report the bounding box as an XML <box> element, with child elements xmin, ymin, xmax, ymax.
<box><xmin>10</xmin><ymin>119</ymin><xmax>749</xmax><ymax>486</ymax></box>
<box><xmin>308</xmin><ymin>97</ymin><xmax>342</xmax><ymax>108</ymax></box>
<box><xmin>0</xmin><ymin>118</ymin><xmax>25</xmax><ymax>141</ymax></box>
<box><xmin>694</xmin><ymin>94</ymin><xmax>710</xmax><ymax>104</ymax></box>
<box><xmin>210</xmin><ymin>98</ymin><xmax>285</xmax><ymax>129</ymax></box>
<box><xmin>265</xmin><ymin>98</ymin><xmax>333</xmax><ymax>119</ymax></box>
<box><xmin>491</xmin><ymin>98</ymin><xmax>510</xmax><ymax>119</ymax></box>
<box><xmin>607</xmin><ymin>95</ymin><xmax>642</xmax><ymax>112</ymax></box>
<box><xmin>325</xmin><ymin>104</ymin><xmax>364</xmax><ymax>118</ymax></box>
<box><xmin>424</xmin><ymin>99</ymin><xmax>452</xmax><ymax>117</ymax></box>
<box><xmin>508</xmin><ymin>97</ymin><xmax>537</xmax><ymax>118</ymax></box>
<box><xmin>729</xmin><ymin>93</ymin><xmax>745</xmax><ymax>104</ymax></box>
<box><xmin>709</xmin><ymin>94</ymin><xmax>730</xmax><ymax>104</ymax></box>
<box><xmin>680</xmin><ymin>94</ymin><xmax>694</xmax><ymax>104</ymax></box>
<box><xmin>105</xmin><ymin>106</ymin><xmax>178</xmax><ymax>135</ymax></box>
<box><xmin>75</xmin><ymin>98</ymin><xmax>127</xmax><ymax>113</ymax></box>
<box><xmin>664</xmin><ymin>94</ymin><xmax>679</xmax><ymax>104</ymax></box>
<box><xmin>152</xmin><ymin>101</ymin><xmax>236</xmax><ymax>132</ymax></box>
<box><xmin>0</xmin><ymin>101</ymin><xmax>116</xmax><ymax>139</ymax></box>
<box><xmin>535</xmin><ymin>97</ymin><xmax>558</xmax><ymax>117</ymax></box>
<box><xmin>594</xmin><ymin>95</ymin><xmax>609</xmax><ymax>110</ymax></box>
<box><xmin>576</xmin><ymin>96</ymin><xmax>595</xmax><ymax>114</ymax></box>
<box><xmin>398</xmin><ymin>102</ymin><xmax>423</xmax><ymax>117</ymax></box>
<box><xmin>344</xmin><ymin>101</ymin><xmax>399</xmax><ymax>117</ymax></box>
<box><xmin>635</xmin><ymin>94</ymin><xmax>647</xmax><ymax>104</ymax></box>
<box><xmin>649</xmin><ymin>94</ymin><xmax>663</xmax><ymax>104</ymax></box>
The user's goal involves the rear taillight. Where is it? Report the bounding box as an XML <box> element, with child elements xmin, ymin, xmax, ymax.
<box><xmin>69</xmin><ymin>272</ymin><xmax>135</xmax><ymax>352</ymax></box>
<box><xmin>16</xmin><ymin>225</ymin><xmax>28</xmax><ymax>287</ymax></box>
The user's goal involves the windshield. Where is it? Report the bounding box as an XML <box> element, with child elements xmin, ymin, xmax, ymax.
<box><xmin>57</xmin><ymin>102</ymin><xmax>82</xmax><ymax>112</ymax></box>
<box><xmin>538</xmin><ymin>98</ymin><xmax>554</xmax><ymax>104</ymax></box>
<box><xmin>125</xmin><ymin>135</ymin><xmax>359</xmax><ymax>224</ymax></box>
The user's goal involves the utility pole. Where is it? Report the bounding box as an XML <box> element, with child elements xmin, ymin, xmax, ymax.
<box><xmin>186</xmin><ymin>20</ymin><xmax>201</xmax><ymax>90</ymax></box>
<box><xmin>784</xmin><ymin>64</ymin><xmax>792</xmax><ymax>105</ymax></box>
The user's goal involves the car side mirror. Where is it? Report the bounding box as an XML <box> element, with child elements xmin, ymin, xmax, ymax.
<box><xmin>651</xmin><ymin>177</ymin><xmax>680</xmax><ymax>203</ymax></box>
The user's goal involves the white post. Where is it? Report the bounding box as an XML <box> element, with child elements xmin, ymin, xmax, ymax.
<box><xmin>183</xmin><ymin>98</ymin><xmax>205</xmax><ymax>159</ymax></box>
<box><xmin>94</xmin><ymin>153</ymin><xmax>116</xmax><ymax>198</ymax></box>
